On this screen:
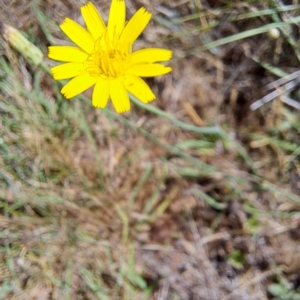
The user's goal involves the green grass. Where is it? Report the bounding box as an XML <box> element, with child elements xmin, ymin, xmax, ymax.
<box><xmin>1</xmin><ymin>0</ymin><xmax>300</xmax><ymax>299</ymax></box>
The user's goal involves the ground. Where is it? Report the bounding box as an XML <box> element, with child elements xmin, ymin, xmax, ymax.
<box><xmin>0</xmin><ymin>0</ymin><xmax>300</xmax><ymax>299</ymax></box>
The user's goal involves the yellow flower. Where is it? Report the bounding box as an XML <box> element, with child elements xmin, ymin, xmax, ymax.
<box><xmin>48</xmin><ymin>0</ymin><xmax>172</xmax><ymax>113</ymax></box>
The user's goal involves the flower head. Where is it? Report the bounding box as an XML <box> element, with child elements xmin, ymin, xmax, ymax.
<box><xmin>48</xmin><ymin>0</ymin><xmax>172</xmax><ymax>113</ymax></box>
<box><xmin>2</xmin><ymin>24</ymin><xmax>43</xmax><ymax>66</ymax></box>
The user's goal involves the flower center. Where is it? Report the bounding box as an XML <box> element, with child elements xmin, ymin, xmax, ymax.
<box><xmin>85</xmin><ymin>35</ymin><xmax>128</xmax><ymax>78</ymax></box>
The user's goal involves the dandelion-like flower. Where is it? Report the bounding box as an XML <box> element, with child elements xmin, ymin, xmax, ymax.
<box><xmin>48</xmin><ymin>0</ymin><xmax>172</xmax><ymax>113</ymax></box>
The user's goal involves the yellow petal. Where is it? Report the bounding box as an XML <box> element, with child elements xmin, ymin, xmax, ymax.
<box><xmin>127</xmin><ymin>64</ymin><xmax>172</xmax><ymax>77</ymax></box>
<box><xmin>110</xmin><ymin>78</ymin><xmax>130</xmax><ymax>113</ymax></box>
<box><xmin>107</xmin><ymin>0</ymin><xmax>125</xmax><ymax>41</ymax></box>
<box><xmin>92</xmin><ymin>78</ymin><xmax>110</xmax><ymax>108</ymax></box>
<box><xmin>119</xmin><ymin>8</ymin><xmax>151</xmax><ymax>51</ymax></box>
<box><xmin>61</xmin><ymin>73</ymin><xmax>97</xmax><ymax>99</ymax></box>
<box><xmin>51</xmin><ymin>62</ymin><xmax>84</xmax><ymax>80</ymax></box>
<box><xmin>60</xmin><ymin>18</ymin><xmax>95</xmax><ymax>53</ymax></box>
<box><xmin>128</xmin><ymin>48</ymin><xmax>172</xmax><ymax>66</ymax></box>
<box><xmin>123</xmin><ymin>75</ymin><xmax>155</xmax><ymax>103</ymax></box>
<box><xmin>81</xmin><ymin>2</ymin><xmax>106</xmax><ymax>40</ymax></box>
<box><xmin>48</xmin><ymin>46</ymin><xmax>88</xmax><ymax>62</ymax></box>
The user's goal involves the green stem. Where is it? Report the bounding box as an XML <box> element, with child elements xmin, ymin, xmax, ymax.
<box><xmin>129</xmin><ymin>94</ymin><xmax>225</xmax><ymax>136</ymax></box>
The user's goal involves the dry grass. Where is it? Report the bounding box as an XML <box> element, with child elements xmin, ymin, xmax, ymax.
<box><xmin>1</xmin><ymin>0</ymin><xmax>300</xmax><ymax>299</ymax></box>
